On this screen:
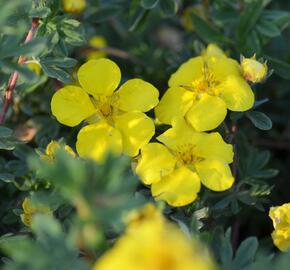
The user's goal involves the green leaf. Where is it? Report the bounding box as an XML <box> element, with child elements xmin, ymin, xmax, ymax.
<box><xmin>0</xmin><ymin>126</ymin><xmax>12</xmax><ymax>137</ymax></box>
<box><xmin>0</xmin><ymin>173</ymin><xmax>14</xmax><ymax>183</ymax></box>
<box><xmin>86</xmin><ymin>5</ymin><xmax>122</xmax><ymax>23</ymax></box>
<box><xmin>220</xmin><ymin>228</ymin><xmax>233</xmax><ymax>269</ymax></box>
<box><xmin>233</xmin><ymin>237</ymin><xmax>258</xmax><ymax>270</ymax></box>
<box><xmin>252</xmin><ymin>169</ymin><xmax>279</xmax><ymax>178</ymax></box>
<box><xmin>159</xmin><ymin>0</ymin><xmax>178</xmax><ymax>17</ymax></box>
<box><xmin>40</xmin><ymin>57</ymin><xmax>77</xmax><ymax>68</ymax></box>
<box><xmin>40</xmin><ymin>63</ymin><xmax>72</xmax><ymax>83</ymax></box>
<box><xmin>141</xmin><ymin>0</ymin><xmax>159</xmax><ymax>9</ymax></box>
<box><xmin>190</xmin><ymin>14</ymin><xmax>230</xmax><ymax>44</ymax></box>
<box><xmin>256</xmin><ymin>20</ymin><xmax>281</xmax><ymax>37</ymax></box>
<box><xmin>237</xmin><ymin>0</ymin><xmax>271</xmax><ymax>48</ymax></box>
<box><xmin>246</xmin><ymin>111</ymin><xmax>272</xmax><ymax>130</ymax></box>
<box><xmin>29</xmin><ymin>7</ymin><xmax>51</xmax><ymax>18</ymax></box>
<box><xmin>0</xmin><ymin>38</ymin><xmax>47</xmax><ymax>59</ymax></box>
<box><xmin>266</xmin><ymin>56</ymin><xmax>290</xmax><ymax>80</ymax></box>
<box><xmin>129</xmin><ymin>8</ymin><xmax>149</xmax><ymax>32</ymax></box>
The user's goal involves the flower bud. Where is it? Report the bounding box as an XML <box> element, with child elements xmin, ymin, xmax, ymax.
<box><xmin>241</xmin><ymin>55</ymin><xmax>267</xmax><ymax>83</ymax></box>
<box><xmin>62</xmin><ymin>0</ymin><xmax>86</xmax><ymax>14</ymax></box>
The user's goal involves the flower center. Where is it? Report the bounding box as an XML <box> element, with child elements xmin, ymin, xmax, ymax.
<box><xmin>99</xmin><ymin>103</ymin><xmax>113</xmax><ymax>118</ymax></box>
<box><xmin>175</xmin><ymin>144</ymin><xmax>203</xmax><ymax>167</ymax></box>
<box><xmin>182</xmin><ymin>64</ymin><xmax>220</xmax><ymax>98</ymax></box>
<box><xmin>87</xmin><ymin>94</ymin><xmax>120</xmax><ymax>124</ymax></box>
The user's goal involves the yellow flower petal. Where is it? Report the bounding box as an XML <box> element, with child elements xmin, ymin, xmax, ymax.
<box><xmin>168</xmin><ymin>56</ymin><xmax>203</xmax><ymax>87</ymax></box>
<box><xmin>157</xmin><ymin>118</ymin><xmax>203</xmax><ymax>150</ymax></box>
<box><xmin>77</xmin><ymin>59</ymin><xmax>121</xmax><ymax>97</ymax></box>
<box><xmin>51</xmin><ymin>86</ymin><xmax>96</xmax><ymax>127</ymax></box>
<box><xmin>136</xmin><ymin>143</ymin><xmax>176</xmax><ymax>185</ymax></box>
<box><xmin>203</xmin><ymin>44</ymin><xmax>227</xmax><ymax>61</ymax></box>
<box><xmin>271</xmin><ymin>229</ymin><xmax>290</xmax><ymax>252</ymax></box>
<box><xmin>76</xmin><ymin>122</ymin><xmax>122</xmax><ymax>162</ymax></box>
<box><xmin>152</xmin><ymin>166</ymin><xmax>201</xmax><ymax>207</ymax></box>
<box><xmin>117</xmin><ymin>79</ymin><xmax>159</xmax><ymax>112</ymax></box>
<box><xmin>196</xmin><ymin>159</ymin><xmax>234</xmax><ymax>191</ymax></box>
<box><xmin>155</xmin><ymin>86</ymin><xmax>194</xmax><ymax>125</ymax></box>
<box><xmin>114</xmin><ymin>112</ymin><xmax>155</xmax><ymax>156</ymax></box>
<box><xmin>195</xmin><ymin>132</ymin><xmax>234</xmax><ymax>163</ymax></box>
<box><xmin>219</xmin><ymin>75</ymin><xmax>254</xmax><ymax>111</ymax></box>
<box><xmin>208</xmin><ymin>57</ymin><xmax>241</xmax><ymax>81</ymax></box>
<box><xmin>185</xmin><ymin>94</ymin><xmax>227</xmax><ymax>131</ymax></box>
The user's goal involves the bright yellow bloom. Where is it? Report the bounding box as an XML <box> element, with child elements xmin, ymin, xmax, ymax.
<box><xmin>62</xmin><ymin>0</ymin><xmax>86</xmax><ymax>14</ymax></box>
<box><xmin>93</xmin><ymin>204</ymin><xmax>215</xmax><ymax>270</ymax></box>
<box><xmin>155</xmin><ymin>45</ymin><xmax>254</xmax><ymax>131</ymax></box>
<box><xmin>87</xmin><ymin>36</ymin><xmax>107</xmax><ymax>60</ymax></box>
<box><xmin>51</xmin><ymin>58</ymin><xmax>159</xmax><ymax>162</ymax></box>
<box><xmin>269</xmin><ymin>203</ymin><xmax>290</xmax><ymax>252</ymax></box>
<box><xmin>21</xmin><ymin>197</ymin><xmax>52</xmax><ymax>228</ymax></box>
<box><xmin>241</xmin><ymin>55</ymin><xmax>267</xmax><ymax>83</ymax></box>
<box><xmin>41</xmin><ymin>140</ymin><xmax>76</xmax><ymax>161</ymax></box>
<box><xmin>136</xmin><ymin>119</ymin><xmax>234</xmax><ymax>207</ymax></box>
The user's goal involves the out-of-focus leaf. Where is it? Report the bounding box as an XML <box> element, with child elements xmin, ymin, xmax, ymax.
<box><xmin>256</xmin><ymin>20</ymin><xmax>281</xmax><ymax>37</ymax></box>
<box><xmin>29</xmin><ymin>7</ymin><xmax>51</xmax><ymax>19</ymax></box>
<box><xmin>40</xmin><ymin>63</ymin><xmax>72</xmax><ymax>83</ymax></box>
<box><xmin>141</xmin><ymin>0</ymin><xmax>159</xmax><ymax>9</ymax></box>
<box><xmin>232</xmin><ymin>237</ymin><xmax>258</xmax><ymax>270</ymax></box>
<box><xmin>159</xmin><ymin>0</ymin><xmax>178</xmax><ymax>17</ymax></box>
<box><xmin>246</xmin><ymin>111</ymin><xmax>272</xmax><ymax>130</ymax></box>
<box><xmin>190</xmin><ymin>14</ymin><xmax>230</xmax><ymax>44</ymax></box>
<box><xmin>266</xmin><ymin>56</ymin><xmax>290</xmax><ymax>80</ymax></box>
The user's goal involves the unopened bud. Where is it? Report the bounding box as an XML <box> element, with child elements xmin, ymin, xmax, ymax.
<box><xmin>241</xmin><ymin>55</ymin><xmax>267</xmax><ymax>83</ymax></box>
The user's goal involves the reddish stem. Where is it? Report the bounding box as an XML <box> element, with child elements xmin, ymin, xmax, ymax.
<box><xmin>0</xmin><ymin>18</ymin><xmax>39</xmax><ymax>124</ymax></box>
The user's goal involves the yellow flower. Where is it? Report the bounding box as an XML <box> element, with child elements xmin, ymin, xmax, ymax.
<box><xmin>21</xmin><ymin>197</ymin><xmax>52</xmax><ymax>228</ymax></box>
<box><xmin>62</xmin><ymin>0</ymin><xmax>86</xmax><ymax>14</ymax></box>
<box><xmin>155</xmin><ymin>46</ymin><xmax>254</xmax><ymax>131</ymax></box>
<box><xmin>136</xmin><ymin>119</ymin><xmax>234</xmax><ymax>207</ymax></box>
<box><xmin>51</xmin><ymin>58</ymin><xmax>159</xmax><ymax>162</ymax></box>
<box><xmin>269</xmin><ymin>203</ymin><xmax>290</xmax><ymax>252</ymax></box>
<box><xmin>87</xmin><ymin>36</ymin><xmax>107</xmax><ymax>60</ymax></box>
<box><xmin>241</xmin><ymin>55</ymin><xmax>267</xmax><ymax>83</ymax></box>
<box><xmin>27</xmin><ymin>62</ymin><xmax>41</xmax><ymax>76</ymax></box>
<box><xmin>93</xmin><ymin>204</ymin><xmax>215</xmax><ymax>270</ymax></box>
<box><xmin>41</xmin><ymin>140</ymin><xmax>76</xmax><ymax>161</ymax></box>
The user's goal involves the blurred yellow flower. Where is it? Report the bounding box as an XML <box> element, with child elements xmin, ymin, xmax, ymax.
<box><xmin>136</xmin><ymin>119</ymin><xmax>234</xmax><ymax>207</ymax></box>
<box><xmin>21</xmin><ymin>197</ymin><xmax>52</xmax><ymax>228</ymax></box>
<box><xmin>181</xmin><ymin>5</ymin><xmax>207</xmax><ymax>31</ymax></box>
<box><xmin>269</xmin><ymin>203</ymin><xmax>290</xmax><ymax>252</ymax></box>
<box><xmin>27</xmin><ymin>62</ymin><xmax>41</xmax><ymax>76</ymax></box>
<box><xmin>155</xmin><ymin>44</ymin><xmax>254</xmax><ymax>131</ymax></box>
<box><xmin>41</xmin><ymin>140</ymin><xmax>76</xmax><ymax>161</ymax></box>
<box><xmin>241</xmin><ymin>55</ymin><xmax>267</xmax><ymax>83</ymax></box>
<box><xmin>51</xmin><ymin>58</ymin><xmax>159</xmax><ymax>162</ymax></box>
<box><xmin>87</xmin><ymin>36</ymin><xmax>107</xmax><ymax>60</ymax></box>
<box><xmin>94</xmin><ymin>204</ymin><xmax>215</xmax><ymax>270</ymax></box>
<box><xmin>62</xmin><ymin>0</ymin><xmax>86</xmax><ymax>13</ymax></box>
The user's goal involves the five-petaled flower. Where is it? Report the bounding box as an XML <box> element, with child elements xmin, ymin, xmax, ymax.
<box><xmin>155</xmin><ymin>44</ymin><xmax>255</xmax><ymax>131</ymax></box>
<box><xmin>136</xmin><ymin>119</ymin><xmax>234</xmax><ymax>207</ymax></box>
<box><xmin>269</xmin><ymin>203</ymin><xmax>290</xmax><ymax>252</ymax></box>
<box><xmin>51</xmin><ymin>58</ymin><xmax>159</xmax><ymax>162</ymax></box>
<box><xmin>93</xmin><ymin>204</ymin><xmax>215</xmax><ymax>270</ymax></box>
